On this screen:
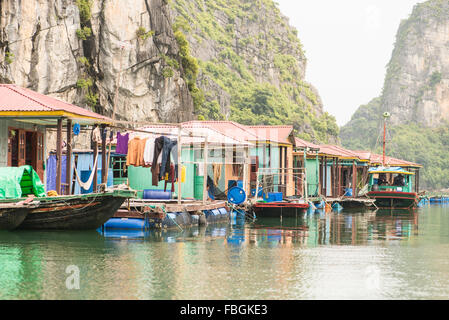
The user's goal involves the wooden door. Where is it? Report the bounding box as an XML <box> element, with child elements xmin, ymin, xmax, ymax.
<box><xmin>7</xmin><ymin>130</ymin><xmax>13</xmax><ymax>166</ymax></box>
<box><xmin>250</xmin><ymin>156</ymin><xmax>259</xmax><ymax>182</ymax></box>
<box><xmin>18</xmin><ymin>129</ymin><xmax>26</xmax><ymax>166</ymax></box>
<box><xmin>33</xmin><ymin>132</ymin><xmax>44</xmax><ymax>181</ymax></box>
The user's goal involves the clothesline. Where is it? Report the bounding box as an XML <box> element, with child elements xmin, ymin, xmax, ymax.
<box><xmin>109</xmin><ymin>124</ymin><xmax>209</xmax><ymax>139</ymax></box>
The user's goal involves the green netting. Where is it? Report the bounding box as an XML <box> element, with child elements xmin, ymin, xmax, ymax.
<box><xmin>0</xmin><ymin>165</ymin><xmax>46</xmax><ymax>199</ymax></box>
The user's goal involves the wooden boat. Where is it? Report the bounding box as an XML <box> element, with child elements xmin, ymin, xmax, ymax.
<box><xmin>366</xmin><ymin>113</ymin><xmax>419</xmax><ymax>210</ymax></box>
<box><xmin>0</xmin><ymin>189</ymin><xmax>136</xmax><ymax>230</ymax></box>
<box><xmin>0</xmin><ymin>200</ymin><xmax>39</xmax><ymax>230</ymax></box>
<box><xmin>251</xmin><ymin>199</ymin><xmax>309</xmax><ymax>217</ymax></box>
<box><xmin>367</xmin><ymin>167</ymin><xmax>418</xmax><ymax>209</ymax></box>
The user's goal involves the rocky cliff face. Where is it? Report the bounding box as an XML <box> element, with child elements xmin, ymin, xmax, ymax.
<box><xmin>169</xmin><ymin>0</ymin><xmax>338</xmax><ymax>143</ymax></box>
<box><xmin>0</xmin><ymin>0</ymin><xmax>338</xmax><ymax>143</ymax></box>
<box><xmin>340</xmin><ymin>0</ymin><xmax>449</xmax><ymax>189</ymax></box>
<box><xmin>0</xmin><ymin>0</ymin><xmax>194</xmax><ymax>123</ymax></box>
<box><xmin>381</xmin><ymin>0</ymin><xmax>449</xmax><ymax>127</ymax></box>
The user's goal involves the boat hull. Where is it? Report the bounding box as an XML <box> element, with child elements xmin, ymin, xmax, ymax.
<box><xmin>367</xmin><ymin>191</ymin><xmax>418</xmax><ymax>209</ymax></box>
<box><xmin>14</xmin><ymin>191</ymin><xmax>134</xmax><ymax>230</ymax></box>
<box><xmin>0</xmin><ymin>207</ymin><xmax>29</xmax><ymax>230</ymax></box>
<box><xmin>252</xmin><ymin>202</ymin><xmax>309</xmax><ymax>217</ymax></box>
<box><xmin>18</xmin><ymin>195</ymin><xmax>125</xmax><ymax>230</ymax></box>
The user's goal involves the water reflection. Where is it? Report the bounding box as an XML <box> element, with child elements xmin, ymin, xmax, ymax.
<box><xmin>1</xmin><ymin>206</ymin><xmax>448</xmax><ymax>300</ymax></box>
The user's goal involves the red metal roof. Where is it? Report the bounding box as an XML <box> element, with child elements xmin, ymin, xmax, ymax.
<box><xmin>317</xmin><ymin>144</ymin><xmax>361</xmax><ymax>159</ymax></box>
<box><xmin>294</xmin><ymin>137</ymin><xmax>321</xmax><ymax>150</ymax></box>
<box><xmin>0</xmin><ymin>84</ymin><xmax>110</xmax><ymax>121</ymax></box>
<box><xmin>363</xmin><ymin>152</ymin><xmax>421</xmax><ymax>168</ymax></box>
<box><xmin>246</xmin><ymin>125</ymin><xmax>294</xmax><ymax>144</ymax></box>
<box><xmin>182</xmin><ymin>121</ymin><xmax>260</xmax><ymax>142</ymax></box>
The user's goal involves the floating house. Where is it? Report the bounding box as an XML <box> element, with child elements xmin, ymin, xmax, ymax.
<box><xmin>0</xmin><ymin>84</ymin><xmax>111</xmax><ymax>195</ymax></box>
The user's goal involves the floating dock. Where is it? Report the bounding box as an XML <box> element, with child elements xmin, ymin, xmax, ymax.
<box><xmin>100</xmin><ymin>199</ymin><xmax>230</xmax><ymax>231</ymax></box>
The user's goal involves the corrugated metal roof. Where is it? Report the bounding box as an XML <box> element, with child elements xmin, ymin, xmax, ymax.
<box><xmin>294</xmin><ymin>137</ymin><xmax>320</xmax><ymax>150</ymax></box>
<box><xmin>246</xmin><ymin>125</ymin><xmax>294</xmax><ymax>144</ymax></box>
<box><xmin>124</xmin><ymin>123</ymin><xmax>252</xmax><ymax>146</ymax></box>
<box><xmin>182</xmin><ymin>121</ymin><xmax>260</xmax><ymax>142</ymax></box>
<box><xmin>0</xmin><ymin>84</ymin><xmax>110</xmax><ymax>121</ymax></box>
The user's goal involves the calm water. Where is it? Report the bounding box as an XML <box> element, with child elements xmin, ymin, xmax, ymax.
<box><xmin>1</xmin><ymin>205</ymin><xmax>449</xmax><ymax>300</ymax></box>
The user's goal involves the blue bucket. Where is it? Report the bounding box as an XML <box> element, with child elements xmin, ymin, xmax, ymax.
<box><xmin>344</xmin><ymin>188</ymin><xmax>353</xmax><ymax>197</ymax></box>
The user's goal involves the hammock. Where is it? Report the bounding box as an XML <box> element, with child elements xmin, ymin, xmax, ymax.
<box><xmin>73</xmin><ymin>153</ymin><xmax>99</xmax><ymax>191</ymax></box>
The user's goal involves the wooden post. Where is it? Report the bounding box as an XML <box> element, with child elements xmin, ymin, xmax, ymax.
<box><xmin>242</xmin><ymin>146</ymin><xmax>248</xmax><ymax>199</ymax></box>
<box><xmin>56</xmin><ymin>118</ymin><xmax>63</xmax><ymax>195</ymax></box>
<box><xmin>66</xmin><ymin>119</ymin><xmax>72</xmax><ymax>195</ymax></box>
<box><xmin>324</xmin><ymin>156</ymin><xmax>327</xmax><ymax>197</ymax></box>
<box><xmin>101</xmin><ymin>125</ymin><xmax>107</xmax><ymax>185</ymax></box>
<box><xmin>93</xmin><ymin>139</ymin><xmax>98</xmax><ymax>193</ymax></box>
<box><xmin>177</xmin><ymin>126</ymin><xmax>182</xmax><ymax>205</ymax></box>
<box><xmin>352</xmin><ymin>160</ymin><xmax>357</xmax><ymax>198</ymax></box>
<box><xmin>303</xmin><ymin>149</ymin><xmax>308</xmax><ymax>201</ymax></box>
<box><xmin>202</xmin><ymin>136</ymin><xmax>208</xmax><ymax>205</ymax></box>
<box><xmin>316</xmin><ymin>153</ymin><xmax>319</xmax><ymax>197</ymax></box>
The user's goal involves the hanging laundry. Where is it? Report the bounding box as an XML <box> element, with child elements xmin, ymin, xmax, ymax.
<box><xmin>198</xmin><ymin>163</ymin><xmax>205</xmax><ymax>176</ymax></box>
<box><xmin>126</xmin><ymin>137</ymin><xmax>141</xmax><ymax>166</ymax></box>
<box><xmin>213</xmin><ymin>164</ymin><xmax>222</xmax><ymax>186</ymax></box>
<box><xmin>160</xmin><ymin>137</ymin><xmax>177</xmax><ymax>181</ymax></box>
<box><xmin>144</xmin><ymin>135</ymin><xmax>158</xmax><ymax>166</ymax></box>
<box><xmin>116</xmin><ymin>132</ymin><xmax>129</xmax><ymax>155</ymax></box>
<box><xmin>151</xmin><ymin>136</ymin><xmax>165</xmax><ymax>186</ymax></box>
<box><xmin>137</xmin><ymin>138</ymin><xmax>148</xmax><ymax>167</ymax></box>
<box><xmin>169</xmin><ymin>140</ymin><xmax>179</xmax><ymax>180</ymax></box>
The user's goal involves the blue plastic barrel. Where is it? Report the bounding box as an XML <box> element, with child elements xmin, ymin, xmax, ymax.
<box><xmin>103</xmin><ymin>217</ymin><xmax>146</xmax><ymax>230</ymax></box>
<box><xmin>143</xmin><ymin>189</ymin><xmax>172</xmax><ymax>200</ymax></box>
<box><xmin>227</xmin><ymin>187</ymin><xmax>246</xmax><ymax>205</ymax></box>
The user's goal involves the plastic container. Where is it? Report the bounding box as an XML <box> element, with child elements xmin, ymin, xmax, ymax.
<box><xmin>194</xmin><ymin>175</ymin><xmax>203</xmax><ymax>200</ymax></box>
<box><xmin>103</xmin><ymin>217</ymin><xmax>146</xmax><ymax>230</ymax></box>
<box><xmin>227</xmin><ymin>186</ymin><xmax>246</xmax><ymax>205</ymax></box>
<box><xmin>264</xmin><ymin>192</ymin><xmax>283</xmax><ymax>202</ymax></box>
<box><xmin>344</xmin><ymin>188</ymin><xmax>353</xmax><ymax>197</ymax></box>
<box><xmin>228</xmin><ymin>180</ymin><xmax>243</xmax><ymax>190</ymax></box>
<box><xmin>251</xmin><ymin>188</ymin><xmax>263</xmax><ymax>197</ymax></box>
<box><xmin>143</xmin><ymin>189</ymin><xmax>172</xmax><ymax>200</ymax></box>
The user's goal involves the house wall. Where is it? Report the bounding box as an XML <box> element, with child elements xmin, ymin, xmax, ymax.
<box><xmin>127</xmin><ymin>147</ymin><xmax>195</xmax><ymax>199</ymax></box>
<box><xmin>306</xmin><ymin>158</ymin><xmax>319</xmax><ymax>197</ymax></box>
<box><xmin>0</xmin><ymin>119</ymin><xmax>47</xmax><ymax>186</ymax></box>
<box><xmin>286</xmin><ymin>145</ymin><xmax>294</xmax><ymax>196</ymax></box>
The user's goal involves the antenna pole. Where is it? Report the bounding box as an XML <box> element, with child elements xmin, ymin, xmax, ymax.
<box><xmin>382</xmin><ymin>112</ymin><xmax>390</xmax><ymax>167</ymax></box>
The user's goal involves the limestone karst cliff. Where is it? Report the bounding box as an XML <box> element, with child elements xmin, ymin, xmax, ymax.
<box><xmin>0</xmin><ymin>0</ymin><xmax>338</xmax><ymax>142</ymax></box>
<box><xmin>341</xmin><ymin>0</ymin><xmax>449</xmax><ymax>189</ymax></box>
<box><xmin>0</xmin><ymin>0</ymin><xmax>194</xmax><ymax>123</ymax></box>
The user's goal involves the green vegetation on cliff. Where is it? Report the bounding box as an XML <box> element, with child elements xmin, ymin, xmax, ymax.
<box><xmin>170</xmin><ymin>0</ymin><xmax>338</xmax><ymax>143</ymax></box>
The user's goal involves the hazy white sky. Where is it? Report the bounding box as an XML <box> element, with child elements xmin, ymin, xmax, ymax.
<box><xmin>275</xmin><ymin>0</ymin><xmax>421</xmax><ymax>126</ymax></box>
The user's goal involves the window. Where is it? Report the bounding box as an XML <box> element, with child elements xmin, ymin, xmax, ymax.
<box><xmin>110</xmin><ymin>155</ymin><xmax>128</xmax><ymax>179</ymax></box>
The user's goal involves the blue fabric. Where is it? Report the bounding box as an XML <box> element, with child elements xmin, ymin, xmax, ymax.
<box><xmin>46</xmin><ymin>154</ymin><xmax>74</xmax><ymax>193</ymax></box>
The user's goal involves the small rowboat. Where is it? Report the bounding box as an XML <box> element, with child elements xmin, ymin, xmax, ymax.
<box><xmin>0</xmin><ymin>189</ymin><xmax>136</xmax><ymax>230</ymax></box>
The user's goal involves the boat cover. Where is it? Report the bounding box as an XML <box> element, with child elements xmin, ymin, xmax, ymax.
<box><xmin>0</xmin><ymin>166</ymin><xmax>46</xmax><ymax>199</ymax></box>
